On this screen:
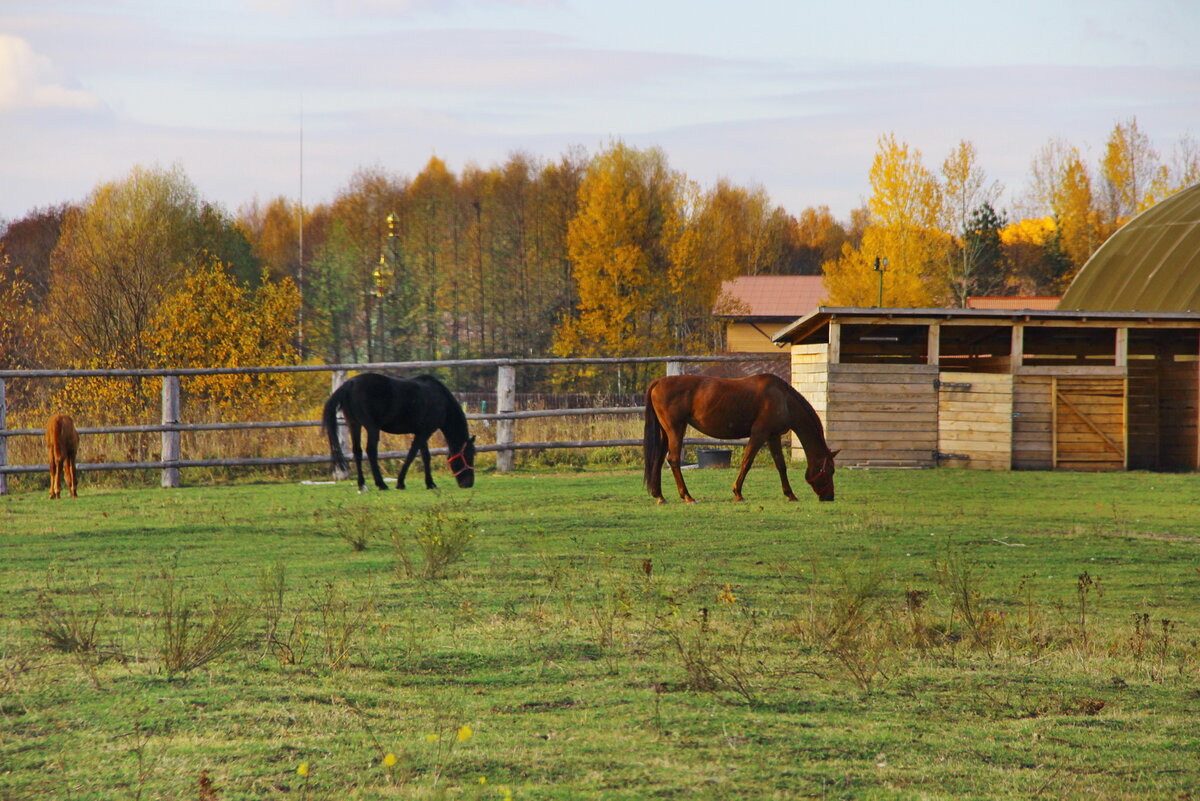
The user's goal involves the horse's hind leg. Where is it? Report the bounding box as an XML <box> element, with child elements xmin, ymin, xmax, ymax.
<box><xmin>665</xmin><ymin>425</ymin><xmax>696</xmax><ymax>504</ymax></box>
<box><xmin>732</xmin><ymin>435</ymin><xmax>767</xmax><ymax>502</ymax></box>
<box><xmin>65</xmin><ymin>452</ymin><xmax>78</xmax><ymax>498</ymax></box>
<box><xmin>766</xmin><ymin>436</ymin><xmax>797</xmax><ymax>501</ymax></box>
<box><xmin>48</xmin><ymin>456</ymin><xmax>60</xmax><ymax>500</ymax></box>
<box><xmin>349</xmin><ymin>423</ymin><xmax>368</xmax><ymax>491</ymax></box>
<box><xmin>397</xmin><ymin>439</ymin><xmax>422</xmax><ymax>490</ymax></box>
<box><xmin>365</xmin><ymin>428</ymin><xmax>389</xmax><ymax>490</ymax></box>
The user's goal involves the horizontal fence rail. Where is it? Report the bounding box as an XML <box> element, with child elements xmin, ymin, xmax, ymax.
<box><xmin>0</xmin><ymin>355</ymin><xmax>784</xmax><ymax>493</ymax></box>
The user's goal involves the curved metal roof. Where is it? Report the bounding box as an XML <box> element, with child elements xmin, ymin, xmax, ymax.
<box><xmin>1059</xmin><ymin>183</ymin><xmax>1200</xmax><ymax>312</ymax></box>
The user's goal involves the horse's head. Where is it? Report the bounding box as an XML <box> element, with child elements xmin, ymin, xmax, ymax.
<box><xmin>448</xmin><ymin>436</ymin><xmax>477</xmax><ymax>488</ymax></box>
<box><xmin>805</xmin><ymin>449</ymin><xmax>838</xmax><ymax>502</ymax></box>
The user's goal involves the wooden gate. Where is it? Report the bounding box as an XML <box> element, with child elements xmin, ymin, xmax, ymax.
<box><xmin>936</xmin><ymin>373</ymin><xmax>1013</xmax><ymax>470</ymax></box>
<box><xmin>1052</xmin><ymin>377</ymin><xmax>1127</xmax><ymax>471</ymax></box>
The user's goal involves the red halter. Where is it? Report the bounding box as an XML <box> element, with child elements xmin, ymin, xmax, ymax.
<box><xmin>447</xmin><ymin>443</ymin><xmax>474</xmax><ymax>477</ymax></box>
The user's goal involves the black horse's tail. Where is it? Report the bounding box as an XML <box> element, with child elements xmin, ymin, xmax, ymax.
<box><xmin>643</xmin><ymin>382</ymin><xmax>666</xmax><ymax>490</ymax></box>
<box><xmin>323</xmin><ymin>382</ymin><xmax>350</xmax><ymax>478</ymax></box>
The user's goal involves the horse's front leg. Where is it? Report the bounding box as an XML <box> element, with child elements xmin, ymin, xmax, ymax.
<box><xmin>396</xmin><ymin>439</ymin><xmax>422</xmax><ymax>490</ymax></box>
<box><xmin>767</xmin><ymin>436</ymin><xmax>797</xmax><ymax>501</ymax></box>
<box><xmin>665</xmin><ymin>425</ymin><xmax>696</xmax><ymax>504</ymax></box>
<box><xmin>732</xmin><ymin>434</ymin><xmax>767</xmax><ymax>502</ymax></box>
<box><xmin>365</xmin><ymin>428</ymin><xmax>389</xmax><ymax>490</ymax></box>
<box><xmin>419</xmin><ymin>442</ymin><xmax>437</xmax><ymax>489</ymax></box>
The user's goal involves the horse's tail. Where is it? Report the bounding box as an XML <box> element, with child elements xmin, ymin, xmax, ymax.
<box><xmin>322</xmin><ymin>383</ymin><xmax>350</xmax><ymax>479</ymax></box>
<box><xmin>643</xmin><ymin>382</ymin><xmax>666</xmax><ymax>490</ymax></box>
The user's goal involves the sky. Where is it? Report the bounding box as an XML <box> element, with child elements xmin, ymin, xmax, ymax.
<box><xmin>1</xmin><ymin>0</ymin><xmax>1198</xmax><ymax>223</ymax></box>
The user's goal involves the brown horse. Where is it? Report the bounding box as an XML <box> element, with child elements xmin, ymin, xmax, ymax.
<box><xmin>643</xmin><ymin>374</ymin><xmax>837</xmax><ymax>504</ymax></box>
<box><xmin>46</xmin><ymin>413</ymin><xmax>79</xmax><ymax>499</ymax></box>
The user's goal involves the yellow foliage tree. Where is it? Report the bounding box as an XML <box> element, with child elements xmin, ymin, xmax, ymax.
<box><xmin>150</xmin><ymin>257</ymin><xmax>301</xmax><ymax>416</ymax></box>
<box><xmin>553</xmin><ymin>143</ymin><xmax>678</xmax><ymax>387</ymax></box>
<box><xmin>824</xmin><ymin>134</ymin><xmax>951</xmax><ymax>307</ymax></box>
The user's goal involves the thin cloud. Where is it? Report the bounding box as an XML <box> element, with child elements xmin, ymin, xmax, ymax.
<box><xmin>0</xmin><ymin>34</ymin><xmax>101</xmax><ymax>112</ymax></box>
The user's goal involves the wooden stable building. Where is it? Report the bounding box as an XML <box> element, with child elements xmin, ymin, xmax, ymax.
<box><xmin>774</xmin><ymin>308</ymin><xmax>1200</xmax><ymax>471</ymax></box>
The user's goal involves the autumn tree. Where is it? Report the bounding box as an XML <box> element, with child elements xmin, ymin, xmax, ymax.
<box><xmin>0</xmin><ymin>203</ymin><xmax>70</xmax><ymax>305</ymax></box>
<box><xmin>150</xmin><ymin>257</ymin><xmax>301</xmax><ymax>415</ymax></box>
<box><xmin>824</xmin><ymin>134</ymin><xmax>950</xmax><ymax>306</ymax></box>
<box><xmin>790</xmin><ymin>206</ymin><xmax>850</xmax><ymax>275</ymax></box>
<box><xmin>1100</xmin><ymin>117</ymin><xmax>1157</xmax><ymax>225</ymax></box>
<box><xmin>1023</xmin><ymin>139</ymin><xmax>1103</xmax><ymax>282</ymax></box>
<box><xmin>941</xmin><ymin>141</ymin><xmax>1004</xmax><ymax>306</ymax></box>
<box><xmin>45</xmin><ymin>165</ymin><xmax>210</xmax><ymax>416</ymax></box>
<box><xmin>553</xmin><ymin>143</ymin><xmax>685</xmax><ymax>389</ymax></box>
<box><xmin>308</xmin><ymin>168</ymin><xmax>409</xmax><ymax>363</ymax></box>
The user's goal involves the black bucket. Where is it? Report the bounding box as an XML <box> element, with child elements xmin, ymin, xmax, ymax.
<box><xmin>697</xmin><ymin>449</ymin><xmax>732</xmax><ymax>469</ymax></box>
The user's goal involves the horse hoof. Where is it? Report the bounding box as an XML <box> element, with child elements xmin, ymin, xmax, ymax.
<box><xmin>654</xmin><ymin>497</ymin><xmax>666</xmax><ymax>505</ymax></box>
<box><xmin>684</xmin><ymin>498</ymin><xmax>698</xmax><ymax>505</ymax></box>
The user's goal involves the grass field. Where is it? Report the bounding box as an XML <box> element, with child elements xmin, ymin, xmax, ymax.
<box><xmin>1</xmin><ymin>464</ymin><xmax>1198</xmax><ymax>799</ymax></box>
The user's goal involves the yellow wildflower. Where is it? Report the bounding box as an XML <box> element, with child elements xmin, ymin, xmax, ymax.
<box><xmin>478</xmin><ymin>776</ymin><xmax>488</xmax><ymax>785</ymax></box>
<box><xmin>296</xmin><ymin>762</ymin><xmax>309</xmax><ymax>777</ymax></box>
<box><xmin>425</xmin><ymin>733</ymin><xmax>440</xmax><ymax>742</ymax></box>
<box><xmin>457</xmin><ymin>724</ymin><xmax>474</xmax><ymax>742</ymax></box>
<box><xmin>382</xmin><ymin>752</ymin><xmax>398</xmax><ymax>767</ymax></box>
<box><xmin>717</xmin><ymin>583</ymin><xmax>737</xmax><ymax>604</ymax></box>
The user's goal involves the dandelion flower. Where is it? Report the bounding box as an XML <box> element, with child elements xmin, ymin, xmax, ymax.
<box><xmin>457</xmin><ymin>724</ymin><xmax>474</xmax><ymax>742</ymax></box>
<box><xmin>296</xmin><ymin>762</ymin><xmax>309</xmax><ymax>777</ymax></box>
<box><xmin>382</xmin><ymin>752</ymin><xmax>398</xmax><ymax>767</ymax></box>
<box><xmin>478</xmin><ymin>776</ymin><xmax>488</xmax><ymax>785</ymax></box>
<box><xmin>425</xmin><ymin>733</ymin><xmax>440</xmax><ymax>742</ymax></box>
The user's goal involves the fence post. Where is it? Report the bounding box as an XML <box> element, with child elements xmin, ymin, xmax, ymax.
<box><xmin>161</xmin><ymin>375</ymin><xmax>180</xmax><ymax>488</ymax></box>
<box><xmin>0</xmin><ymin>378</ymin><xmax>7</xmax><ymax>496</ymax></box>
<box><xmin>667</xmin><ymin>359</ymin><xmax>685</xmax><ymax>376</ymax></box>
<box><xmin>496</xmin><ymin>363</ymin><xmax>516</xmax><ymax>472</ymax></box>
<box><xmin>331</xmin><ymin>370</ymin><xmax>349</xmax><ymax>460</ymax></box>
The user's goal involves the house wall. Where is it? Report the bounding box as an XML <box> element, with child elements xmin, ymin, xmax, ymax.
<box><xmin>726</xmin><ymin>322</ymin><xmax>789</xmax><ymax>354</ymax></box>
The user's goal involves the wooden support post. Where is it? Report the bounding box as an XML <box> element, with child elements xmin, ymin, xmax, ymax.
<box><xmin>1011</xmin><ymin>323</ymin><xmax>1024</xmax><ymax>369</ymax></box>
<box><xmin>828</xmin><ymin>320</ymin><xmax>841</xmax><ymax>364</ymax></box>
<box><xmin>926</xmin><ymin>323</ymin><xmax>940</xmax><ymax>367</ymax></box>
<box><xmin>1115</xmin><ymin>327</ymin><xmax>1128</xmax><ymax>368</ymax></box>
<box><xmin>666</xmin><ymin>360</ymin><xmax>685</xmax><ymax>376</ymax></box>
<box><xmin>161</xmin><ymin>375</ymin><xmax>181</xmax><ymax>488</ymax></box>
<box><xmin>0</xmin><ymin>378</ymin><xmax>7</xmax><ymax>496</ymax></box>
<box><xmin>496</xmin><ymin>363</ymin><xmax>516</xmax><ymax>472</ymax></box>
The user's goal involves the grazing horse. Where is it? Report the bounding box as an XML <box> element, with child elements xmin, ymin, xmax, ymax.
<box><xmin>46</xmin><ymin>413</ymin><xmax>79</xmax><ymax>499</ymax></box>
<box><xmin>644</xmin><ymin>374</ymin><xmax>837</xmax><ymax>504</ymax></box>
<box><xmin>322</xmin><ymin>373</ymin><xmax>476</xmax><ymax>492</ymax></box>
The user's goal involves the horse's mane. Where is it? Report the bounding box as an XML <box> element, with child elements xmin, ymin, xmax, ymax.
<box><xmin>778</xmin><ymin>379</ymin><xmax>829</xmax><ymax>449</ymax></box>
<box><xmin>414</xmin><ymin>375</ymin><xmax>469</xmax><ymax>437</ymax></box>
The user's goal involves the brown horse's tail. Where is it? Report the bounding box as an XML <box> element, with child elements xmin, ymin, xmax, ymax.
<box><xmin>322</xmin><ymin>383</ymin><xmax>350</xmax><ymax>478</ymax></box>
<box><xmin>643</xmin><ymin>383</ymin><xmax>666</xmax><ymax>490</ymax></box>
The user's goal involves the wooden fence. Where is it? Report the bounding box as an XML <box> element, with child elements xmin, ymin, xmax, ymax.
<box><xmin>0</xmin><ymin>355</ymin><xmax>785</xmax><ymax>494</ymax></box>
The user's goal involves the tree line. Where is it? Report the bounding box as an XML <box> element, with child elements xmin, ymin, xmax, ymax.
<box><xmin>2</xmin><ymin>120</ymin><xmax>1197</xmax><ymax>402</ymax></box>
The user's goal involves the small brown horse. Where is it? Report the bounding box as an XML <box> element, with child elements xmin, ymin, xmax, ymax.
<box><xmin>46</xmin><ymin>413</ymin><xmax>79</xmax><ymax>499</ymax></box>
<box><xmin>644</xmin><ymin>374</ymin><xmax>837</xmax><ymax>503</ymax></box>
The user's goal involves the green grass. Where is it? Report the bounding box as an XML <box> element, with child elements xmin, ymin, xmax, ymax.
<box><xmin>1</xmin><ymin>465</ymin><xmax>1199</xmax><ymax>799</ymax></box>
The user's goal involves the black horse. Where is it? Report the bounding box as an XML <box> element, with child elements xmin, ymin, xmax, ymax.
<box><xmin>322</xmin><ymin>373</ymin><xmax>476</xmax><ymax>492</ymax></box>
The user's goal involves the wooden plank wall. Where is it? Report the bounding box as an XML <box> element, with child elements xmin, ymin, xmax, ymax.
<box><xmin>1160</xmin><ymin>360</ymin><xmax>1199</xmax><ymax>470</ymax></box>
<box><xmin>1126</xmin><ymin>361</ymin><xmax>1161</xmax><ymax>470</ymax></box>
<box><xmin>824</xmin><ymin>363</ymin><xmax>938</xmax><ymax>467</ymax></box>
<box><xmin>937</xmin><ymin>373</ymin><xmax>1013</xmax><ymax>470</ymax></box>
<box><xmin>1013</xmin><ymin>376</ymin><xmax>1053</xmax><ymax>470</ymax></box>
<box><xmin>1053</xmin><ymin>377</ymin><xmax>1127</xmax><ymax>471</ymax></box>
